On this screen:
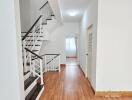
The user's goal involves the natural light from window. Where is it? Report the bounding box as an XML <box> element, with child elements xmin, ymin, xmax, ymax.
<box><xmin>66</xmin><ymin>38</ymin><xmax>76</xmax><ymax>52</ymax></box>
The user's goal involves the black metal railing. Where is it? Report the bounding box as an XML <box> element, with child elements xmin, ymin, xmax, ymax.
<box><xmin>39</xmin><ymin>1</ymin><xmax>48</xmax><ymax>10</ymax></box>
<box><xmin>25</xmin><ymin>48</ymin><xmax>43</xmax><ymax>59</ymax></box>
<box><xmin>22</xmin><ymin>15</ymin><xmax>42</xmax><ymax>41</ymax></box>
<box><xmin>45</xmin><ymin>54</ymin><xmax>60</xmax><ymax>64</ymax></box>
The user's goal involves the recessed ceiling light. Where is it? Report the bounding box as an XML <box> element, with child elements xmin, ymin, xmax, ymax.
<box><xmin>69</xmin><ymin>11</ymin><xmax>78</xmax><ymax>16</ymax></box>
<box><xmin>69</xmin><ymin>12</ymin><xmax>77</xmax><ymax>16</ymax></box>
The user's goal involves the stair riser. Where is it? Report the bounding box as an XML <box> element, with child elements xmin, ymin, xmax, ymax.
<box><xmin>24</xmin><ymin>67</ymin><xmax>30</xmax><ymax>73</ymax></box>
<box><xmin>36</xmin><ymin>87</ymin><xmax>44</xmax><ymax>100</ymax></box>
<box><xmin>24</xmin><ymin>72</ymin><xmax>31</xmax><ymax>81</ymax></box>
<box><xmin>25</xmin><ymin>77</ymin><xmax>39</xmax><ymax>97</ymax></box>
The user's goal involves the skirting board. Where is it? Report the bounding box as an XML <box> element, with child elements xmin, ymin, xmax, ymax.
<box><xmin>95</xmin><ymin>91</ymin><xmax>132</xmax><ymax>97</ymax></box>
<box><xmin>86</xmin><ymin>78</ymin><xmax>95</xmax><ymax>95</ymax></box>
<box><xmin>78</xmin><ymin>65</ymin><xmax>86</xmax><ymax>77</ymax></box>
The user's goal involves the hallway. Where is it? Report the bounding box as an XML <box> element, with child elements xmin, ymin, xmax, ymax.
<box><xmin>40</xmin><ymin>59</ymin><xmax>132</xmax><ymax>100</ymax></box>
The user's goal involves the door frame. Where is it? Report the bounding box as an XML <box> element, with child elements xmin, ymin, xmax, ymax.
<box><xmin>86</xmin><ymin>24</ymin><xmax>93</xmax><ymax>81</ymax></box>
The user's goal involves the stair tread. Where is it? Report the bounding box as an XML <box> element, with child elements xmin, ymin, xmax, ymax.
<box><xmin>32</xmin><ymin>50</ymin><xmax>39</xmax><ymax>52</ymax></box>
<box><xmin>51</xmin><ymin>14</ymin><xmax>55</xmax><ymax>16</ymax></box>
<box><xmin>42</xmin><ymin>23</ymin><xmax>47</xmax><ymax>24</ymax></box>
<box><xmin>25</xmin><ymin>40</ymin><xmax>43</xmax><ymax>41</ymax></box>
<box><xmin>24</xmin><ymin>71</ymin><xmax>30</xmax><ymax>75</ymax></box>
<box><xmin>21</xmin><ymin>36</ymin><xmax>43</xmax><ymax>37</ymax></box>
<box><xmin>25</xmin><ymin>83</ymin><xmax>43</xmax><ymax>100</ymax></box>
<box><xmin>24</xmin><ymin>44</ymin><xmax>41</xmax><ymax>46</ymax></box>
<box><xmin>24</xmin><ymin>76</ymin><xmax>38</xmax><ymax>90</ymax></box>
<box><xmin>46</xmin><ymin>18</ymin><xmax>52</xmax><ymax>20</ymax></box>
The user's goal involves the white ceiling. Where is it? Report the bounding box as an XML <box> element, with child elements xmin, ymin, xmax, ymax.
<box><xmin>59</xmin><ymin>0</ymin><xmax>91</xmax><ymax>22</ymax></box>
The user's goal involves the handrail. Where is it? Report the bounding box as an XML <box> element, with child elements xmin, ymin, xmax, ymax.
<box><xmin>22</xmin><ymin>15</ymin><xmax>42</xmax><ymax>41</ymax></box>
<box><xmin>25</xmin><ymin>48</ymin><xmax>43</xmax><ymax>59</ymax></box>
<box><xmin>32</xmin><ymin>54</ymin><xmax>60</xmax><ymax>61</ymax></box>
<box><xmin>39</xmin><ymin>1</ymin><xmax>48</xmax><ymax>10</ymax></box>
<box><xmin>46</xmin><ymin>55</ymin><xmax>60</xmax><ymax>65</ymax></box>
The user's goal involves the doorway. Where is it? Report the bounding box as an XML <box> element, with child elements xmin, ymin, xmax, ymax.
<box><xmin>66</xmin><ymin>37</ymin><xmax>77</xmax><ymax>58</ymax></box>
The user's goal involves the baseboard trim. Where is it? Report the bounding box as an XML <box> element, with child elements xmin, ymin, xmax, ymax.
<box><xmin>95</xmin><ymin>91</ymin><xmax>132</xmax><ymax>97</ymax></box>
<box><xmin>86</xmin><ymin>78</ymin><xmax>95</xmax><ymax>95</ymax></box>
<box><xmin>60</xmin><ymin>64</ymin><xmax>66</xmax><ymax>67</ymax></box>
<box><xmin>78</xmin><ymin>65</ymin><xmax>86</xmax><ymax>77</ymax></box>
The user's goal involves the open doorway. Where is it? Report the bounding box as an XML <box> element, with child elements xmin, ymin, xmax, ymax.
<box><xmin>65</xmin><ymin>37</ymin><xmax>77</xmax><ymax>65</ymax></box>
<box><xmin>66</xmin><ymin>37</ymin><xmax>77</xmax><ymax>58</ymax></box>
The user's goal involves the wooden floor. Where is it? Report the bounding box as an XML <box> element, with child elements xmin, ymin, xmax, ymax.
<box><xmin>40</xmin><ymin>59</ymin><xmax>132</xmax><ymax>100</ymax></box>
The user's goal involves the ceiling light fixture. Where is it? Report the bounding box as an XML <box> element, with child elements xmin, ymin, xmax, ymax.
<box><xmin>69</xmin><ymin>11</ymin><xmax>78</xmax><ymax>16</ymax></box>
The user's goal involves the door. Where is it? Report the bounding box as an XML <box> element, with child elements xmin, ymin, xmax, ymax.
<box><xmin>87</xmin><ymin>25</ymin><xmax>93</xmax><ymax>81</ymax></box>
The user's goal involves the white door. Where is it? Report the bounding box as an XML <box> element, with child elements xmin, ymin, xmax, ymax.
<box><xmin>87</xmin><ymin>25</ymin><xmax>93</xmax><ymax>81</ymax></box>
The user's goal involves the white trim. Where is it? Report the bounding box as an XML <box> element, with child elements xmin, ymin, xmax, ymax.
<box><xmin>85</xmin><ymin>54</ymin><xmax>88</xmax><ymax>78</ymax></box>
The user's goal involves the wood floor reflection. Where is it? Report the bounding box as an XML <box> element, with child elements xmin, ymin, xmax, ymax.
<box><xmin>40</xmin><ymin>59</ymin><xmax>132</xmax><ymax>100</ymax></box>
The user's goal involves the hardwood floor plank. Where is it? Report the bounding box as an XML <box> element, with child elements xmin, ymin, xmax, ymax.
<box><xmin>40</xmin><ymin>59</ymin><xmax>132</xmax><ymax>100</ymax></box>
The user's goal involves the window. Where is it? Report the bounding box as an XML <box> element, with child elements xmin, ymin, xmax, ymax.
<box><xmin>66</xmin><ymin>38</ymin><xmax>76</xmax><ymax>52</ymax></box>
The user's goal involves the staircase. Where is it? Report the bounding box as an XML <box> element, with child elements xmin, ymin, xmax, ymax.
<box><xmin>21</xmin><ymin>1</ymin><xmax>60</xmax><ymax>100</ymax></box>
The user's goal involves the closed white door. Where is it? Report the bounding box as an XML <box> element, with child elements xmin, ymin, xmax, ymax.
<box><xmin>87</xmin><ymin>25</ymin><xmax>93</xmax><ymax>81</ymax></box>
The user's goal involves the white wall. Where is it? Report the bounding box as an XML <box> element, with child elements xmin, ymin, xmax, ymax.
<box><xmin>79</xmin><ymin>0</ymin><xmax>98</xmax><ymax>90</ymax></box>
<box><xmin>96</xmin><ymin>0</ymin><xmax>132</xmax><ymax>91</ymax></box>
<box><xmin>0</xmin><ymin>0</ymin><xmax>24</xmax><ymax>99</ymax></box>
<box><xmin>40</xmin><ymin>22</ymin><xmax>79</xmax><ymax>64</ymax></box>
<box><xmin>19</xmin><ymin>0</ymin><xmax>31</xmax><ymax>32</ymax></box>
<box><xmin>65</xmin><ymin>23</ymin><xmax>79</xmax><ymax>37</ymax></box>
<box><xmin>30</xmin><ymin>0</ymin><xmax>47</xmax><ymax>25</ymax></box>
<box><xmin>19</xmin><ymin>0</ymin><xmax>47</xmax><ymax>32</ymax></box>
<box><xmin>79</xmin><ymin>0</ymin><xmax>132</xmax><ymax>92</ymax></box>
